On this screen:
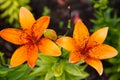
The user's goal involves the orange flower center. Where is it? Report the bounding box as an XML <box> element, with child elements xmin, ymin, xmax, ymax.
<box><xmin>79</xmin><ymin>43</ymin><xmax>92</xmax><ymax>58</ymax></box>
<box><xmin>22</xmin><ymin>30</ymin><xmax>38</xmax><ymax>45</ymax></box>
<box><xmin>27</xmin><ymin>36</ymin><xmax>36</xmax><ymax>43</ymax></box>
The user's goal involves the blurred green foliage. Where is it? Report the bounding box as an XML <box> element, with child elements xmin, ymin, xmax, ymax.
<box><xmin>90</xmin><ymin>0</ymin><xmax>108</xmax><ymax>10</ymax></box>
<box><xmin>90</xmin><ymin>0</ymin><xmax>120</xmax><ymax>80</ymax></box>
<box><xmin>0</xmin><ymin>49</ymin><xmax>88</xmax><ymax>80</ymax></box>
<box><xmin>0</xmin><ymin>0</ymin><xmax>31</xmax><ymax>28</ymax></box>
<box><xmin>42</xmin><ymin>6</ymin><xmax>50</xmax><ymax>16</ymax></box>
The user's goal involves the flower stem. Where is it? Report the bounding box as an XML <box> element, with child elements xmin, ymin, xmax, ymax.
<box><xmin>64</xmin><ymin>6</ymin><xmax>71</xmax><ymax>36</ymax></box>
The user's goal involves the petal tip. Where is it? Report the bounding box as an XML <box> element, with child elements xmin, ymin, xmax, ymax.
<box><xmin>107</xmin><ymin>45</ymin><xmax>118</xmax><ymax>58</ymax></box>
<box><xmin>76</xmin><ymin>19</ymin><xmax>82</xmax><ymax>23</ymax></box>
<box><xmin>44</xmin><ymin>16</ymin><xmax>50</xmax><ymax>22</ymax></box>
<box><xmin>69</xmin><ymin>58</ymin><xmax>79</xmax><ymax>64</ymax></box>
<box><xmin>69</xmin><ymin>59</ymin><xmax>74</xmax><ymax>64</ymax></box>
<box><xmin>104</xmin><ymin>27</ymin><xmax>109</xmax><ymax>31</ymax></box>
<box><xmin>50</xmin><ymin>50</ymin><xmax>61</xmax><ymax>56</ymax></box>
<box><xmin>41</xmin><ymin>16</ymin><xmax>50</xmax><ymax>20</ymax></box>
<box><xmin>98</xmin><ymin>68</ymin><xmax>103</xmax><ymax>76</ymax></box>
<box><xmin>57</xmin><ymin>52</ymin><xmax>62</xmax><ymax>56</ymax></box>
<box><xmin>9</xmin><ymin>64</ymin><xmax>16</xmax><ymax>68</ymax></box>
<box><xmin>101</xmin><ymin>27</ymin><xmax>109</xmax><ymax>33</ymax></box>
<box><xmin>20</xmin><ymin>7</ymin><xmax>27</xmax><ymax>11</ymax></box>
<box><xmin>114</xmin><ymin>49</ymin><xmax>118</xmax><ymax>57</ymax></box>
<box><xmin>20</xmin><ymin>7</ymin><xmax>30</xmax><ymax>15</ymax></box>
<box><xmin>28</xmin><ymin>63</ymin><xmax>35</xmax><ymax>68</ymax></box>
<box><xmin>55</xmin><ymin>49</ymin><xmax>62</xmax><ymax>56</ymax></box>
<box><xmin>9</xmin><ymin>65</ymin><xmax>13</xmax><ymax>68</ymax></box>
<box><xmin>9</xmin><ymin>64</ymin><xmax>18</xmax><ymax>68</ymax></box>
<box><xmin>20</xmin><ymin>6</ymin><xmax>25</xmax><ymax>9</ymax></box>
<box><xmin>9</xmin><ymin>66</ymin><xmax>12</xmax><ymax>68</ymax></box>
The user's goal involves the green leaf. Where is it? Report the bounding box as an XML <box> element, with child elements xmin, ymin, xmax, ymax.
<box><xmin>56</xmin><ymin>72</ymin><xmax>65</xmax><ymax>80</ymax></box>
<box><xmin>0</xmin><ymin>52</ymin><xmax>5</xmax><ymax>64</ymax></box>
<box><xmin>109</xmin><ymin>73</ymin><xmax>120</xmax><ymax>80</ymax></box>
<box><xmin>94</xmin><ymin>3</ymin><xmax>100</xmax><ymax>8</ymax></box>
<box><xmin>38</xmin><ymin>54</ymin><xmax>58</xmax><ymax>64</ymax></box>
<box><xmin>78</xmin><ymin>64</ymin><xmax>87</xmax><ymax>71</ymax></box>
<box><xmin>0</xmin><ymin>0</ymin><xmax>31</xmax><ymax>27</ymax></box>
<box><xmin>52</xmin><ymin>60</ymin><xmax>65</xmax><ymax>77</ymax></box>
<box><xmin>65</xmin><ymin>63</ymin><xmax>88</xmax><ymax>77</ymax></box>
<box><xmin>29</xmin><ymin>64</ymin><xmax>51</xmax><ymax>77</ymax></box>
<box><xmin>1</xmin><ymin>9</ymin><xmax>9</xmax><ymax>18</ymax></box>
<box><xmin>65</xmin><ymin>72</ymin><xmax>78</xmax><ymax>80</ymax></box>
<box><xmin>0</xmin><ymin>67</ymin><xmax>9</xmax><ymax>77</ymax></box>
<box><xmin>0</xmin><ymin>0</ymin><xmax>6</xmax><ymax>4</ymax></box>
<box><xmin>7</xmin><ymin>64</ymin><xmax>30</xmax><ymax>80</ymax></box>
<box><xmin>39</xmin><ymin>76</ymin><xmax>45</xmax><ymax>80</ymax></box>
<box><xmin>0</xmin><ymin>0</ymin><xmax>11</xmax><ymax>10</ymax></box>
<box><xmin>61</xmin><ymin>48</ymin><xmax>70</xmax><ymax>59</ymax></box>
<box><xmin>42</xmin><ymin>6</ymin><xmax>50</xmax><ymax>16</ymax></box>
<box><xmin>45</xmin><ymin>70</ymin><xmax>54</xmax><ymax>80</ymax></box>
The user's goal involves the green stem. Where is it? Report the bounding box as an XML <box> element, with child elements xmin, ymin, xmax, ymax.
<box><xmin>0</xmin><ymin>52</ymin><xmax>5</xmax><ymax>64</ymax></box>
<box><xmin>64</xmin><ymin>19</ymin><xmax>71</xmax><ymax>36</ymax></box>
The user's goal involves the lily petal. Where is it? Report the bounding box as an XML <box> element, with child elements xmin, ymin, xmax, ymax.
<box><xmin>10</xmin><ymin>45</ymin><xmax>28</xmax><ymax>68</ymax></box>
<box><xmin>69</xmin><ymin>51</ymin><xmax>84</xmax><ymax>64</ymax></box>
<box><xmin>38</xmin><ymin>38</ymin><xmax>61</xmax><ymax>56</ymax></box>
<box><xmin>32</xmin><ymin>16</ymin><xmax>50</xmax><ymax>40</ymax></box>
<box><xmin>19</xmin><ymin>7</ymin><xmax>35</xmax><ymax>29</ymax></box>
<box><xmin>27</xmin><ymin>44</ymin><xmax>38</xmax><ymax>68</ymax></box>
<box><xmin>85</xmin><ymin>58</ymin><xmax>103</xmax><ymax>75</ymax></box>
<box><xmin>89</xmin><ymin>44</ymin><xmax>118</xmax><ymax>59</ymax></box>
<box><xmin>56</xmin><ymin>37</ymin><xmax>78</xmax><ymax>52</ymax></box>
<box><xmin>73</xmin><ymin>20</ymin><xmax>89</xmax><ymax>50</ymax></box>
<box><xmin>0</xmin><ymin>28</ymin><xmax>28</xmax><ymax>45</ymax></box>
<box><xmin>87</xmin><ymin>27</ymin><xmax>108</xmax><ymax>48</ymax></box>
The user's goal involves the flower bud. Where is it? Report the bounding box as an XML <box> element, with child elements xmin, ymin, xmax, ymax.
<box><xmin>44</xmin><ymin>29</ymin><xmax>57</xmax><ymax>41</ymax></box>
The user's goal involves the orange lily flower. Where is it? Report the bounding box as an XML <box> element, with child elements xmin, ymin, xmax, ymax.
<box><xmin>56</xmin><ymin>20</ymin><xmax>118</xmax><ymax>75</ymax></box>
<box><xmin>0</xmin><ymin>7</ymin><xmax>61</xmax><ymax>68</ymax></box>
